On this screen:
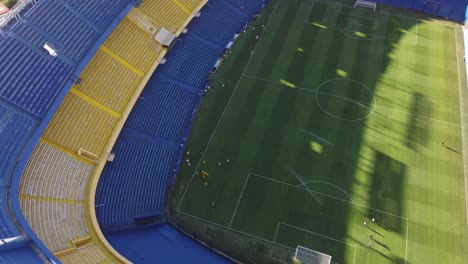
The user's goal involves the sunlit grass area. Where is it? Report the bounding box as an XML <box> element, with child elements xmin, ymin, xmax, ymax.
<box><xmin>171</xmin><ymin>0</ymin><xmax>468</xmax><ymax>263</ymax></box>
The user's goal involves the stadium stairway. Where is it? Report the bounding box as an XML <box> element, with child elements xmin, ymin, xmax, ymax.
<box><xmin>0</xmin><ymin>0</ymin><xmax>136</xmax><ymax>262</ymax></box>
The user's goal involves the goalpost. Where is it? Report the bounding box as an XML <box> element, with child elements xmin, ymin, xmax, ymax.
<box><xmin>294</xmin><ymin>246</ymin><xmax>332</xmax><ymax>264</ymax></box>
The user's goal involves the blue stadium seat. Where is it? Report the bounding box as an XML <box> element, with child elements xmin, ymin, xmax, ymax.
<box><xmin>96</xmin><ymin>131</ymin><xmax>177</xmax><ymax>229</ymax></box>
<box><xmin>157</xmin><ymin>32</ymin><xmax>223</xmax><ymax>88</ymax></box>
<box><xmin>63</xmin><ymin>0</ymin><xmax>131</xmax><ymax>32</ymax></box>
<box><xmin>188</xmin><ymin>0</ymin><xmax>249</xmax><ymax>46</ymax></box>
<box><xmin>0</xmin><ymin>37</ymin><xmax>73</xmax><ymax>117</ymax></box>
<box><xmin>0</xmin><ymin>246</ymin><xmax>43</xmax><ymax>264</ymax></box>
<box><xmin>125</xmin><ymin>73</ymin><xmax>199</xmax><ymax>142</ymax></box>
<box><xmin>226</xmin><ymin>0</ymin><xmax>267</xmax><ymax>16</ymax></box>
<box><xmin>22</xmin><ymin>0</ymin><xmax>100</xmax><ymax>61</ymax></box>
<box><xmin>0</xmin><ymin>105</ymin><xmax>38</xmax><ymax>238</ymax></box>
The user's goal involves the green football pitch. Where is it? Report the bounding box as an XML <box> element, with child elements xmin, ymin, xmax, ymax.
<box><xmin>170</xmin><ymin>0</ymin><xmax>468</xmax><ymax>263</ymax></box>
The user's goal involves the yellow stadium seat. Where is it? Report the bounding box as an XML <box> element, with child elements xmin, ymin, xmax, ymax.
<box><xmin>43</xmin><ymin>93</ymin><xmax>119</xmax><ymax>157</ymax></box>
<box><xmin>20</xmin><ymin>141</ymin><xmax>93</xmax><ymax>201</ymax></box>
<box><xmin>103</xmin><ymin>18</ymin><xmax>163</xmax><ymax>74</ymax></box>
<box><xmin>140</xmin><ymin>0</ymin><xmax>189</xmax><ymax>32</ymax></box>
<box><xmin>73</xmin><ymin>49</ymin><xmax>143</xmax><ymax>113</ymax></box>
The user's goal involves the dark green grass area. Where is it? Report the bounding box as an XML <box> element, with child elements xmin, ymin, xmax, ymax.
<box><xmin>170</xmin><ymin>1</ymin><xmax>468</xmax><ymax>263</ymax></box>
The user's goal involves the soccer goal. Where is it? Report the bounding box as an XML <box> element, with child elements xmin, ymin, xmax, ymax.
<box><xmin>294</xmin><ymin>246</ymin><xmax>332</xmax><ymax>264</ymax></box>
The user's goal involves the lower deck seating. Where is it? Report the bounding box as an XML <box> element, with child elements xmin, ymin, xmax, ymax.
<box><xmin>124</xmin><ymin>73</ymin><xmax>199</xmax><ymax>142</ymax></box>
<box><xmin>227</xmin><ymin>0</ymin><xmax>267</xmax><ymax>16</ymax></box>
<box><xmin>96</xmin><ymin>132</ymin><xmax>177</xmax><ymax>229</ymax></box>
<box><xmin>158</xmin><ymin>32</ymin><xmax>223</xmax><ymax>88</ymax></box>
<box><xmin>188</xmin><ymin>0</ymin><xmax>249</xmax><ymax>46</ymax></box>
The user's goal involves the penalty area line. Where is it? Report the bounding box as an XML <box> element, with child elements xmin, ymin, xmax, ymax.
<box><xmin>229</xmin><ymin>174</ymin><xmax>250</xmax><ymax>228</ymax></box>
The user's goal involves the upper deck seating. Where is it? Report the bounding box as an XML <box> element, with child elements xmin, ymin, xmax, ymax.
<box><xmin>0</xmin><ymin>246</ymin><xmax>43</xmax><ymax>264</ymax></box>
<box><xmin>0</xmin><ymin>37</ymin><xmax>73</xmax><ymax>117</ymax></box>
<box><xmin>0</xmin><ymin>0</ymin><xmax>134</xmax><ymax>261</ymax></box>
<box><xmin>22</xmin><ymin>0</ymin><xmax>100</xmax><ymax>62</ymax></box>
<box><xmin>63</xmin><ymin>0</ymin><xmax>130</xmax><ymax>31</ymax></box>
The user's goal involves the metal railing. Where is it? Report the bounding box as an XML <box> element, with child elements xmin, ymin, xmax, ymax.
<box><xmin>0</xmin><ymin>0</ymin><xmax>38</xmax><ymax>28</ymax></box>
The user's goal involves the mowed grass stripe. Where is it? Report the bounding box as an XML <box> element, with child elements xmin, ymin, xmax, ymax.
<box><xmin>173</xmin><ymin>1</ymin><xmax>468</xmax><ymax>264</ymax></box>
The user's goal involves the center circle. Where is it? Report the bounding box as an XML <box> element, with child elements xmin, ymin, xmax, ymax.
<box><xmin>315</xmin><ymin>78</ymin><xmax>376</xmax><ymax>121</ymax></box>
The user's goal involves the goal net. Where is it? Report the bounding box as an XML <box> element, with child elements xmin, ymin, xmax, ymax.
<box><xmin>294</xmin><ymin>246</ymin><xmax>332</xmax><ymax>264</ymax></box>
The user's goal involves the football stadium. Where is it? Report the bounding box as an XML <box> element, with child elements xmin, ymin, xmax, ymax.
<box><xmin>0</xmin><ymin>0</ymin><xmax>467</xmax><ymax>263</ymax></box>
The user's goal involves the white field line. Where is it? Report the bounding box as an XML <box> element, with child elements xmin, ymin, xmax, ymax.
<box><xmin>416</xmin><ymin>22</ymin><xmax>418</xmax><ymax>46</ymax></box>
<box><xmin>252</xmin><ymin>172</ymin><xmax>409</xmax><ymax>263</ymax></box>
<box><xmin>296</xmin><ymin>179</ymin><xmax>355</xmax><ymax>203</ymax></box>
<box><xmin>291</xmin><ymin>170</ymin><xmax>322</xmax><ymax>204</ymax></box>
<box><xmin>405</xmin><ymin>218</ymin><xmax>409</xmax><ymax>264</ymax></box>
<box><xmin>298</xmin><ymin>129</ymin><xmax>335</xmax><ymax>146</ymax></box>
<box><xmin>229</xmin><ymin>173</ymin><xmax>250</xmax><ymax>227</ymax></box>
<box><xmin>249</xmin><ymin>172</ymin><xmax>408</xmax><ymax>220</ymax></box>
<box><xmin>305</xmin><ymin>0</ymin><xmax>315</xmax><ymax>23</ymax></box>
<box><xmin>177</xmin><ymin>209</ymin><xmax>295</xmax><ymax>251</ymax></box>
<box><xmin>179</xmin><ymin>171</ymin><xmax>409</xmax><ymax>264</ymax></box>
<box><xmin>454</xmin><ymin>27</ymin><xmax>468</xmax><ymax>227</ymax></box>
<box><xmin>273</xmin><ymin>222</ymin><xmax>280</xmax><ymax>242</ymax></box>
<box><xmin>310</xmin><ymin>3</ymin><xmax>418</xmax><ymax>45</ymax></box>
<box><xmin>241</xmin><ymin>73</ymin><xmax>462</xmax><ymax>127</ymax></box>
<box><xmin>175</xmin><ymin>0</ymin><xmax>280</xmax><ymax>211</ymax></box>
<box><xmin>279</xmin><ymin>222</ymin><xmax>358</xmax><ymax>247</ymax></box>
<box><xmin>353</xmin><ymin>246</ymin><xmax>358</xmax><ymax>264</ymax></box>
<box><xmin>254</xmin><ymin>173</ymin><xmax>409</xmax><ymax>264</ymax></box>
<box><xmin>279</xmin><ymin>222</ymin><xmax>357</xmax><ymax>264</ymax></box>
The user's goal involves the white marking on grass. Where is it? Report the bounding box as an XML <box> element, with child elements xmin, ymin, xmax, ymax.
<box><xmin>305</xmin><ymin>0</ymin><xmax>315</xmax><ymax>24</ymax></box>
<box><xmin>250</xmin><ymin>172</ymin><xmax>408</xmax><ymax>220</ymax></box>
<box><xmin>177</xmin><ymin>209</ymin><xmax>295</xmax><ymax>250</ymax></box>
<box><xmin>176</xmin><ymin>0</ymin><xmax>280</xmax><ymax>211</ymax></box>
<box><xmin>251</xmin><ymin>173</ymin><xmax>409</xmax><ymax>264</ymax></box>
<box><xmin>405</xmin><ymin>218</ymin><xmax>409</xmax><ymax>264</ymax></box>
<box><xmin>243</xmin><ymin>74</ymin><xmax>374</xmax><ymax>108</ymax></box>
<box><xmin>250</xmin><ymin>173</ymin><xmax>409</xmax><ymax>264</ymax></box>
<box><xmin>273</xmin><ymin>222</ymin><xmax>280</xmax><ymax>242</ymax></box>
<box><xmin>278</xmin><ymin>222</ymin><xmax>357</xmax><ymax>264</ymax></box>
<box><xmin>415</xmin><ymin>22</ymin><xmax>418</xmax><ymax>46</ymax></box>
<box><xmin>295</xmin><ymin>179</ymin><xmax>355</xmax><ymax>203</ymax></box>
<box><xmin>353</xmin><ymin>246</ymin><xmax>358</xmax><ymax>264</ymax></box>
<box><xmin>454</xmin><ymin>27</ymin><xmax>468</xmax><ymax>227</ymax></box>
<box><xmin>298</xmin><ymin>129</ymin><xmax>335</xmax><ymax>146</ymax></box>
<box><xmin>292</xmin><ymin>170</ymin><xmax>322</xmax><ymax>204</ymax></box>
<box><xmin>242</xmin><ymin>74</ymin><xmax>462</xmax><ymax>127</ymax></box>
<box><xmin>229</xmin><ymin>174</ymin><xmax>250</xmax><ymax>228</ymax></box>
